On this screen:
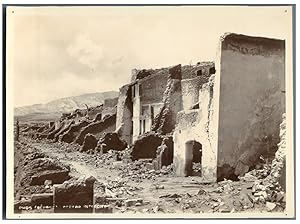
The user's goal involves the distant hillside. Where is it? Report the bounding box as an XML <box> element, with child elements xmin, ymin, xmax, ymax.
<box><xmin>15</xmin><ymin>112</ymin><xmax>62</xmax><ymax>123</ymax></box>
<box><xmin>14</xmin><ymin>91</ymin><xmax>119</xmax><ymax>120</ymax></box>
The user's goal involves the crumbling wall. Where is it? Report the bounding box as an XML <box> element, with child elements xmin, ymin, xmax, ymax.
<box><xmin>132</xmin><ymin>84</ymin><xmax>141</xmax><ymax>142</ymax></box>
<box><xmin>181</xmin><ymin>62</ymin><xmax>215</xmax><ymax>80</ymax></box>
<box><xmin>115</xmin><ymin>84</ymin><xmax>133</xmax><ymax>145</ymax></box>
<box><xmin>216</xmin><ymin>33</ymin><xmax>285</xmax><ymax>179</ymax></box>
<box><xmin>181</xmin><ymin>62</ymin><xmax>216</xmax><ymax>111</ymax></box>
<box><xmin>99</xmin><ymin>132</ymin><xmax>127</xmax><ymax>152</ymax></box>
<box><xmin>132</xmin><ymin>70</ymin><xmax>170</xmax><ymax>142</ymax></box>
<box><xmin>173</xmin><ymin>75</ymin><xmax>217</xmax><ymax>182</ymax></box>
<box><xmin>81</xmin><ymin>134</ymin><xmax>98</xmax><ymax>153</ymax></box>
<box><xmin>139</xmin><ymin>70</ymin><xmax>169</xmax><ymax>104</ymax></box>
<box><xmin>37</xmin><ymin>124</ymin><xmax>56</xmax><ymax>139</ymax></box>
<box><xmin>60</xmin><ymin>120</ymin><xmax>90</xmax><ymax>143</ymax></box>
<box><xmin>53</xmin><ymin>176</ymin><xmax>96</xmax><ymax>213</ymax></box>
<box><xmin>47</xmin><ymin>120</ymin><xmax>70</xmax><ymax>140</ymax></box>
<box><xmin>54</xmin><ymin>120</ymin><xmax>75</xmax><ymax>142</ymax></box>
<box><xmin>86</xmin><ymin>106</ymin><xmax>103</xmax><ymax>120</ymax></box>
<box><xmin>131</xmin><ymin>67</ymin><xmax>169</xmax><ymax>82</ymax></box>
<box><xmin>14</xmin><ymin>142</ymin><xmax>70</xmax><ymax>197</ymax></box>
<box><xmin>181</xmin><ymin>76</ymin><xmax>202</xmax><ymax>111</ymax></box>
<box><xmin>151</xmin><ymin>66</ymin><xmax>183</xmax><ymax>135</ymax></box>
<box><xmin>131</xmin><ymin>132</ymin><xmax>173</xmax><ymax>162</ymax></box>
<box><xmin>268</xmin><ymin>113</ymin><xmax>286</xmax><ymax>190</ymax></box>
<box><xmin>75</xmin><ymin>113</ymin><xmax>116</xmax><ymax>145</ymax></box>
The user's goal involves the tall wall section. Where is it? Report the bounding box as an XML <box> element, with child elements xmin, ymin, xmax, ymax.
<box><xmin>115</xmin><ymin>84</ymin><xmax>133</xmax><ymax>145</ymax></box>
<box><xmin>173</xmin><ymin>75</ymin><xmax>218</xmax><ymax>182</ymax></box>
<box><xmin>216</xmin><ymin>33</ymin><xmax>285</xmax><ymax>178</ymax></box>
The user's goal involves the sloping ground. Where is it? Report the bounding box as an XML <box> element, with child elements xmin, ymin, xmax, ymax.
<box><xmin>14</xmin><ymin>141</ymin><xmax>70</xmax><ymax>199</ymax></box>
<box><xmin>75</xmin><ymin>113</ymin><xmax>116</xmax><ymax>145</ymax></box>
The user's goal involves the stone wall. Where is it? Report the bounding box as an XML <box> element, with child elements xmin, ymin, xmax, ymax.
<box><xmin>75</xmin><ymin>113</ymin><xmax>116</xmax><ymax>145</ymax></box>
<box><xmin>268</xmin><ymin>113</ymin><xmax>286</xmax><ymax>190</ymax></box>
<box><xmin>151</xmin><ymin>65</ymin><xmax>183</xmax><ymax>135</ymax></box>
<box><xmin>115</xmin><ymin>84</ymin><xmax>133</xmax><ymax>145</ymax></box>
<box><xmin>132</xmin><ymin>83</ymin><xmax>141</xmax><ymax>142</ymax></box>
<box><xmin>216</xmin><ymin>33</ymin><xmax>285</xmax><ymax>178</ymax></box>
<box><xmin>131</xmin><ymin>132</ymin><xmax>173</xmax><ymax>161</ymax></box>
<box><xmin>181</xmin><ymin>62</ymin><xmax>215</xmax><ymax>80</ymax></box>
<box><xmin>132</xmin><ymin>69</ymin><xmax>170</xmax><ymax>142</ymax></box>
<box><xmin>60</xmin><ymin>120</ymin><xmax>90</xmax><ymax>143</ymax></box>
<box><xmin>173</xmin><ymin>75</ymin><xmax>217</xmax><ymax>182</ymax></box>
<box><xmin>181</xmin><ymin>76</ymin><xmax>202</xmax><ymax>110</ymax></box>
<box><xmin>139</xmin><ymin>72</ymin><xmax>169</xmax><ymax>104</ymax></box>
<box><xmin>53</xmin><ymin>176</ymin><xmax>96</xmax><ymax>213</ymax></box>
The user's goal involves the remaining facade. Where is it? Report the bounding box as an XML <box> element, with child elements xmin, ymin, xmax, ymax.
<box><xmin>116</xmin><ymin>62</ymin><xmax>215</xmax><ymax>146</ymax></box>
<box><xmin>173</xmin><ymin>33</ymin><xmax>285</xmax><ymax>181</ymax></box>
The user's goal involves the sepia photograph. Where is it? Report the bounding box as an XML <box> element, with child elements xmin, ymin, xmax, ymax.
<box><xmin>3</xmin><ymin>4</ymin><xmax>295</xmax><ymax>219</ymax></box>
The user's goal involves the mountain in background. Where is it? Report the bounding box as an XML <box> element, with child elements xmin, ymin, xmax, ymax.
<box><xmin>14</xmin><ymin>91</ymin><xmax>119</xmax><ymax>122</ymax></box>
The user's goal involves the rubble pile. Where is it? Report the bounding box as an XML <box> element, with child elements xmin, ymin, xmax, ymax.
<box><xmin>14</xmin><ymin>141</ymin><xmax>71</xmax><ymax>212</ymax></box>
<box><xmin>119</xmin><ymin>161</ymin><xmax>175</xmax><ymax>182</ymax></box>
<box><xmin>54</xmin><ymin>176</ymin><xmax>96</xmax><ymax>213</ymax></box>
<box><xmin>130</xmin><ymin>132</ymin><xmax>173</xmax><ymax>161</ymax></box>
<box><xmin>268</xmin><ymin>113</ymin><xmax>286</xmax><ymax>190</ymax></box>
<box><xmin>81</xmin><ymin>134</ymin><xmax>98</xmax><ymax>153</ymax></box>
<box><xmin>98</xmin><ymin>132</ymin><xmax>128</xmax><ymax>152</ymax></box>
<box><xmin>242</xmin><ymin>113</ymin><xmax>286</xmax><ymax>212</ymax></box>
<box><xmin>95</xmin><ymin>150</ymin><xmax>123</xmax><ymax>166</ymax></box>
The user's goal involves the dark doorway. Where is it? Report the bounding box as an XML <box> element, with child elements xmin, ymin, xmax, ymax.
<box><xmin>184</xmin><ymin>140</ymin><xmax>202</xmax><ymax>177</ymax></box>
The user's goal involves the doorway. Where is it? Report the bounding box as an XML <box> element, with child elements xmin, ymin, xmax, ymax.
<box><xmin>184</xmin><ymin>140</ymin><xmax>202</xmax><ymax>176</ymax></box>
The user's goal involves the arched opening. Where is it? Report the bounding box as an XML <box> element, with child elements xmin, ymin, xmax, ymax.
<box><xmin>184</xmin><ymin>140</ymin><xmax>202</xmax><ymax>177</ymax></box>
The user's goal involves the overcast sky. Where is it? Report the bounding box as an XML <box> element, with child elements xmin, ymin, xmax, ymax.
<box><xmin>7</xmin><ymin>6</ymin><xmax>292</xmax><ymax>107</ymax></box>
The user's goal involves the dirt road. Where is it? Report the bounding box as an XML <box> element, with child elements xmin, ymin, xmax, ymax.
<box><xmin>20</xmin><ymin>137</ymin><xmax>277</xmax><ymax>214</ymax></box>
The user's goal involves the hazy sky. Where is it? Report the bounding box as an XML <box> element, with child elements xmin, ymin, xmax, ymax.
<box><xmin>7</xmin><ymin>6</ymin><xmax>292</xmax><ymax>107</ymax></box>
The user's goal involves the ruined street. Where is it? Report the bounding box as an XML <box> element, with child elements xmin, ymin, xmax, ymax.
<box><xmin>14</xmin><ymin>134</ymin><xmax>285</xmax><ymax>214</ymax></box>
<box><xmin>11</xmin><ymin>28</ymin><xmax>289</xmax><ymax>217</ymax></box>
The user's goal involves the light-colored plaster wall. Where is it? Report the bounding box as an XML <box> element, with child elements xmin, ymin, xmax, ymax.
<box><xmin>132</xmin><ymin>94</ymin><xmax>141</xmax><ymax>142</ymax></box>
<box><xmin>173</xmin><ymin>75</ymin><xmax>218</xmax><ymax>182</ymax></box>
<box><xmin>115</xmin><ymin>84</ymin><xmax>133</xmax><ymax>145</ymax></box>
<box><xmin>181</xmin><ymin>76</ymin><xmax>202</xmax><ymax>111</ymax></box>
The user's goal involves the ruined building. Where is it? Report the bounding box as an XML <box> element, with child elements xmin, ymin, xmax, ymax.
<box><xmin>173</xmin><ymin>33</ymin><xmax>285</xmax><ymax>182</ymax></box>
<box><xmin>116</xmin><ymin>62</ymin><xmax>215</xmax><ymax>144</ymax></box>
<box><xmin>30</xmin><ymin>33</ymin><xmax>285</xmax><ymax>184</ymax></box>
<box><xmin>116</xmin><ymin>33</ymin><xmax>285</xmax><ymax>182</ymax></box>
